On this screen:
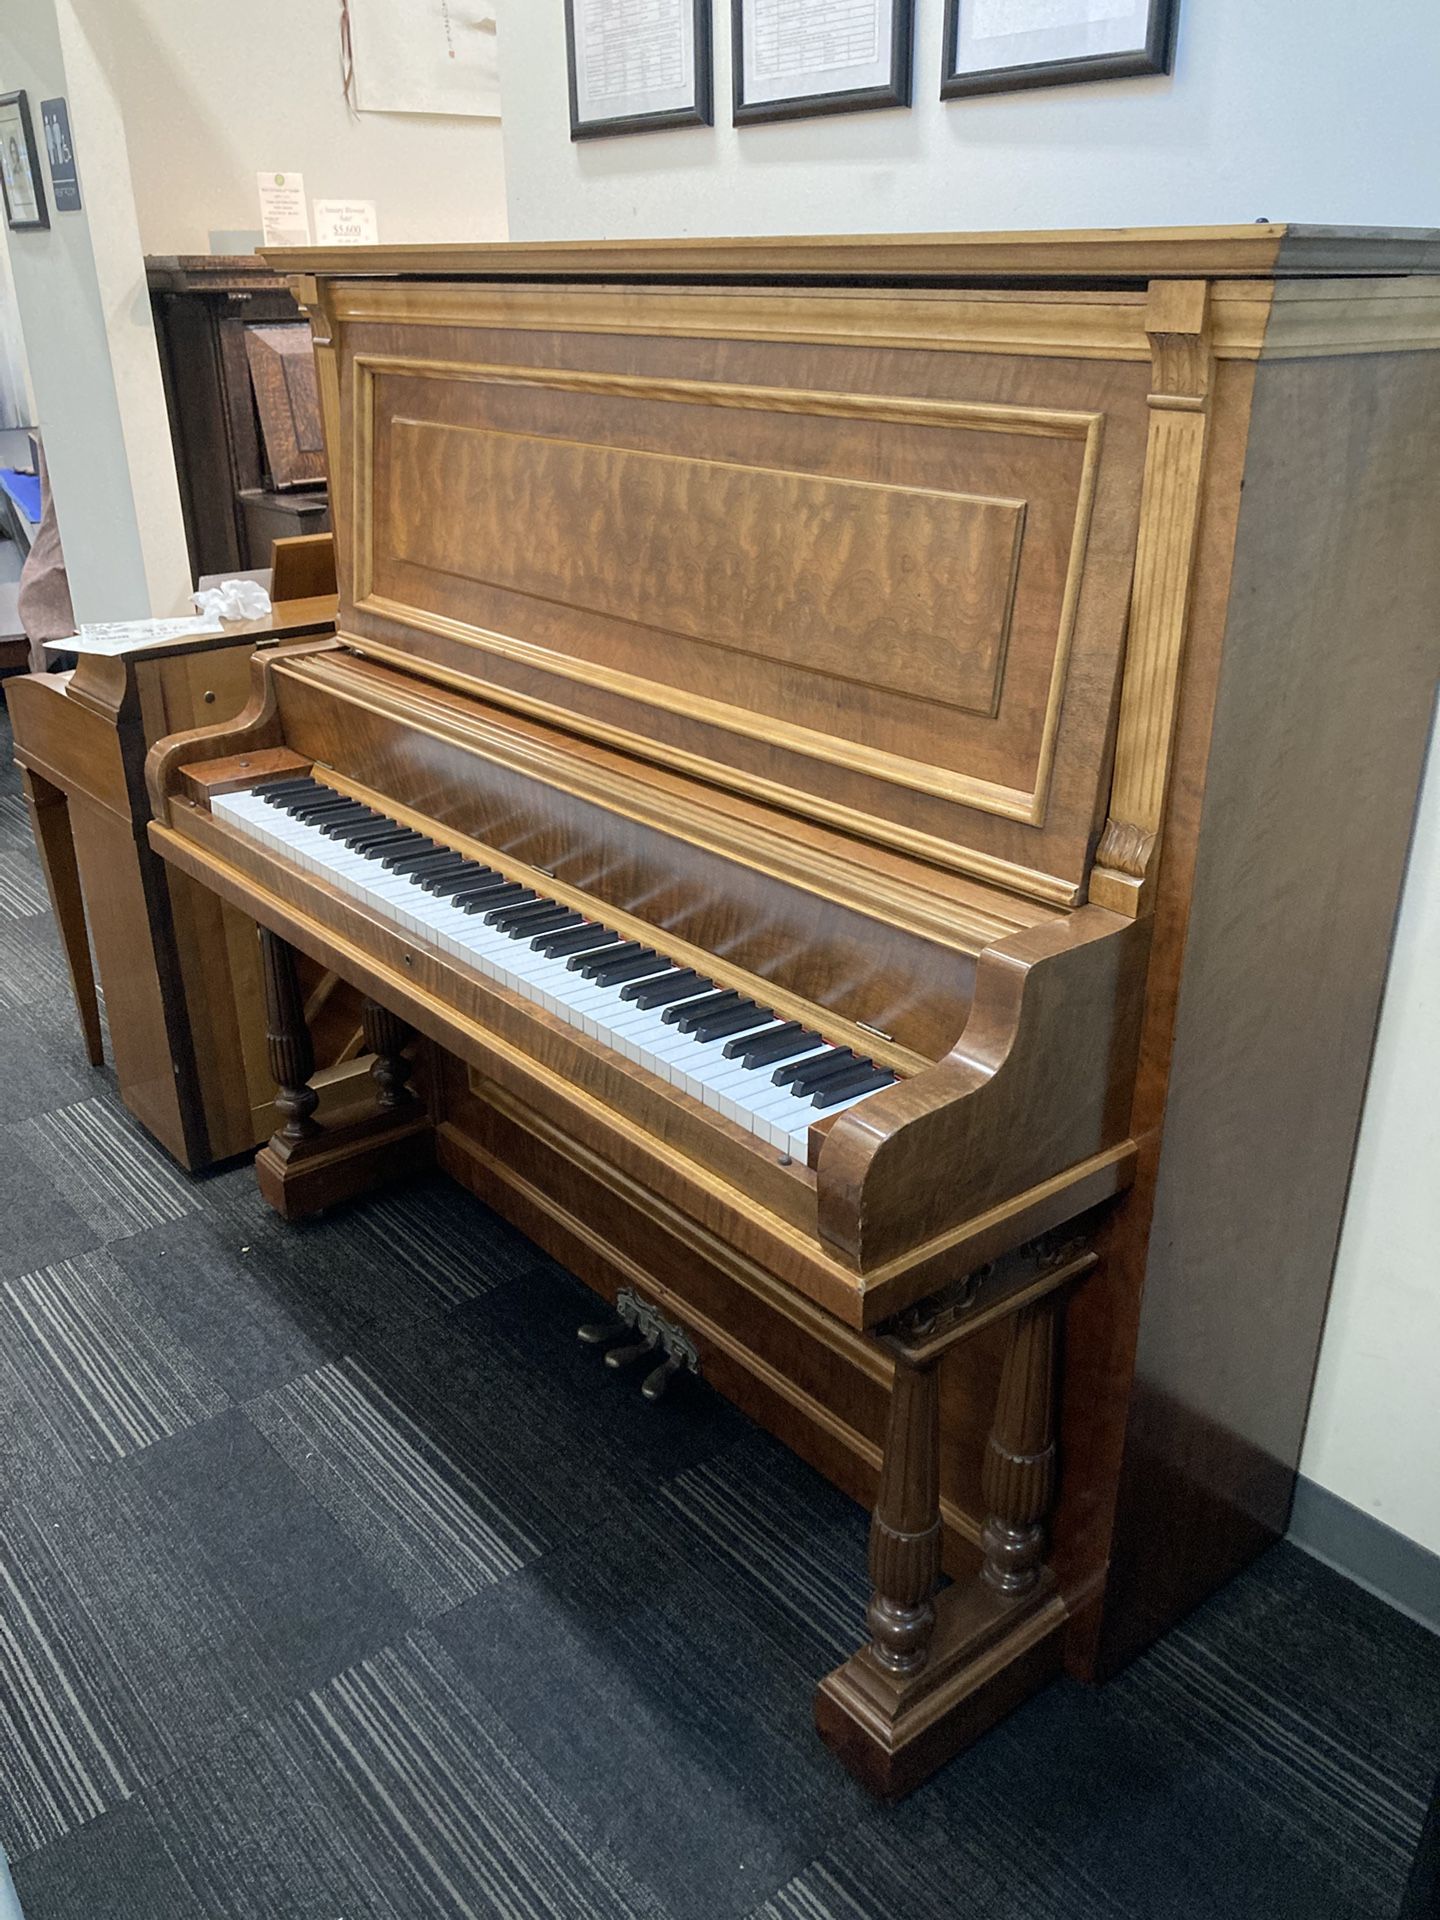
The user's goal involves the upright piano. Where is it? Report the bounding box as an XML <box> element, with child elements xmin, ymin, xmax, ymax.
<box><xmin>145</xmin><ymin>227</ymin><xmax>1440</xmax><ymax>1796</ymax></box>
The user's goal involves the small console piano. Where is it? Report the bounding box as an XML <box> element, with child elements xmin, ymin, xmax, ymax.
<box><xmin>146</xmin><ymin>227</ymin><xmax>1440</xmax><ymax>1795</ymax></box>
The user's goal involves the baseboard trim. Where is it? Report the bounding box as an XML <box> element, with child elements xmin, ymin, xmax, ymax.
<box><xmin>1288</xmin><ymin>1478</ymin><xmax>1440</xmax><ymax>1635</ymax></box>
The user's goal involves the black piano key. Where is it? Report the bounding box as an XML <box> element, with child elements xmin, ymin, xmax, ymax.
<box><xmin>723</xmin><ymin>1021</ymin><xmax>819</xmax><ymax>1066</ymax></box>
<box><xmin>422</xmin><ymin>862</ymin><xmax>495</xmax><ymax>895</ymax></box>
<box><xmin>383</xmin><ymin>841</ymin><xmax>446</xmax><ymax>873</ymax></box>
<box><xmin>689</xmin><ymin>1004</ymin><xmax>776</xmax><ymax>1045</ymax></box>
<box><xmin>257</xmin><ymin>778</ymin><xmax>324</xmax><ymax>804</ymax></box>
<box><xmin>315</xmin><ymin>802</ymin><xmax>375</xmax><ymax>829</ymax></box>
<box><xmin>343</xmin><ymin>820</ymin><xmax>409</xmax><ymax>848</ymax></box>
<box><xmin>668</xmin><ymin>989</ymin><xmax>744</xmax><ymax>1032</ymax></box>
<box><xmin>569</xmin><ymin>939</ymin><xmax>648</xmax><ymax>976</ymax></box>
<box><xmin>405</xmin><ymin>851</ymin><xmax>470</xmax><ymax>880</ymax></box>
<box><xmin>332</xmin><ymin>814</ymin><xmax>395</xmax><ymax>844</ymax></box>
<box><xmin>477</xmin><ymin>888</ymin><xmax>540</xmax><ymax>922</ymax></box>
<box><xmin>324</xmin><ymin>812</ymin><xmax>387</xmax><ymax>840</ymax></box>
<box><xmin>377</xmin><ymin>834</ymin><xmax>435</xmax><ymax>867</ymax></box>
<box><xmin>533</xmin><ymin>922</ymin><xmax>617</xmax><ymax>958</ymax></box>
<box><xmin>455</xmin><ymin>876</ymin><xmax>525</xmax><ymax>908</ymax></box>
<box><xmin>507</xmin><ymin>907</ymin><xmax>579</xmax><ymax>937</ymax></box>
<box><xmin>810</xmin><ymin>1065</ymin><xmax>897</xmax><ymax>1109</ymax></box>
<box><xmin>623</xmin><ymin>969</ymin><xmax>711</xmax><ymax>1009</ymax></box>
<box><xmin>489</xmin><ymin>899</ymin><xmax>566</xmax><ymax>934</ymax></box>
<box><xmin>586</xmin><ymin>950</ymin><xmax>670</xmax><ymax>988</ymax></box>
<box><xmin>777</xmin><ymin>1047</ymin><xmax>867</xmax><ymax>1094</ymax></box>
<box><xmin>290</xmin><ymin>796</ymin><xmax>357</xmax><ymax>822</ymax></box>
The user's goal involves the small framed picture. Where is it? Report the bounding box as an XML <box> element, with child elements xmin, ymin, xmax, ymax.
<box><xmin>0</xmin><ymin>90</ymin><xmax>49</xmax><ymax>232</ymax></box>
<box><xmin>734</xmin><ymin>0</ymin><xmax>914</xmax><ymax>125</ymax></box>
<box><xmin>565</xmin><ymin>0</ymin><xmax>713</xmax><ymax>140</ymax></box>
<box><xmin>942</xmin><ymin>0</ymin><xmax>1178</xmax><ymax>100</ymax></box>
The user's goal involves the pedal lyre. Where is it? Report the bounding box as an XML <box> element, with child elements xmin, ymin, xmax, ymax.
<box><xmin>577</xmin><ymin>1288</ymin><xmax>699</xmax><ymax>1403</ymax></box>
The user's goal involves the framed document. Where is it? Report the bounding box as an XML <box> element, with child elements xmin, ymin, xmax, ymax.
<box><xmin>942</xmin><ymin>0</ymin><xmax>1177</xmax><ymax>99</ymax></box>
<box><xmin>734</xmin><ymin>0</ymin><xmax>914</xmax><ymax>124</ymax></box>
<box><xmin>565</xmin><ymin>0</ymin><xmax>713</xmax><ymax>139</ymax></box>
<box><xmin>0</xmin><ymin>91</ymin><xmax>49</xmax><ymax>233</ymax></box>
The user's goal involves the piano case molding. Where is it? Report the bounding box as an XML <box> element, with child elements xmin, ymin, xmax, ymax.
<box><xmin>145</xmin><ymin>227</ymin><xmax>1440</xmax><ymax>1795</ymax></box>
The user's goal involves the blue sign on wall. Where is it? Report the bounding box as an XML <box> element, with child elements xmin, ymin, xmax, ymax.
<box><xmin>40</xmin><ymin>97</ymin><xmax>80</xmax><ymax>213</ymax></box>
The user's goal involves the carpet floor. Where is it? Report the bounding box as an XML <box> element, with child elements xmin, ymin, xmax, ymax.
<box><xmin>1</xmin><ymin>693</ymin><xmax>1437</xmax><ymax>1920</ymax></box>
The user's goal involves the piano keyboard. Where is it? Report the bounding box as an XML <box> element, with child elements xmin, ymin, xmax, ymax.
<box><xmin>213</xmin><ymin>777</ymin><xmax>900</xmax><ymax>1160</ymax></box>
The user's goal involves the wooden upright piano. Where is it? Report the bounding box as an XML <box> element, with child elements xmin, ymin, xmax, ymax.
<box><xmin>145</xmin><ymin>227</ymin><xmax>1440</xmax><ymax>1796</ymax></box>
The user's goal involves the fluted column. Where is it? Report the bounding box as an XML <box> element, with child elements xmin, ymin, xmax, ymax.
<box><xmin>865</xmin><ymin>1349</ymin><xmax>942</xmax><ymax>1675</ymax></box>
<box><xmin>259</xmin><ymin>928</ymin><xmax>318</xmax><ymax>1141</ymax></box>
<box><xmin>980</xmin><ymin>1298</ymin><xmax>1058</xmax><ymax>1596</ymax></box>
<box><xmin>361</xmin><ymin>998</ymin><xmax>416</xmax><ymax>1110</ymax></box>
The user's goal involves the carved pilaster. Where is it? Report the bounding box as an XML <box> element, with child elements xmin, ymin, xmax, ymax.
<box><xmin>361</xmin><ymin>998</ymin><xmax>416</xmax><ymax>1110</ymax></box>
<box><xmin>259</xmin><ymin>928</ymin><xmax>318</xmax><ymax>1141</ymax></box>
<box><xmin>1092</xmin><ymin>278</ymin><xmax>1215</xmax><ymax>919</ymax></box>
<box><xmin>866</xmin><ymin>1350</ymin><xmax>943</xmax><ymax>1675</ymax></box>
<box><xmin>980</xmin><ymin>1298</ymin><xmax>1059</xmax><ymax>1596</ymax></box>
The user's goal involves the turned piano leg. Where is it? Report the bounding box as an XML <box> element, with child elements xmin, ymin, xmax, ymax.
<box><xmin>254</xmin><ymin>931</ymin><xmax>434</xmax><ymax>1220</ymax></box>
<box><xmin>362</xmin><ymin>996</ymin><xmax>417</xmax><ymax>1110</ymax></box>
<box><xmin>260</xmin><ymin>928</ymin><xmax>320</xmax><ymax>1142</ymax></box>
<box><xmin>815</xmin><ymin>1283</ymin><xmax>1071</xmax><ymax>1801</ymax></box>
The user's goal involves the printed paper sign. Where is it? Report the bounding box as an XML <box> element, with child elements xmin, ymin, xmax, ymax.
<box><xmin>257</xmin><ymin>172</ymin><xmax>311</xmax><ymax>247</ymax></box>
<box><xmin>314</xmin><ymin>199</ymin><xmax>379</xmax><ymax>245</ymax></box>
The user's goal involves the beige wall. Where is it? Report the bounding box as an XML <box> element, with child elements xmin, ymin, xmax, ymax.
<box><xmin>70</xmin><ymin>0</ymin><xmax>506</xmax><ymax>254</ymax></box>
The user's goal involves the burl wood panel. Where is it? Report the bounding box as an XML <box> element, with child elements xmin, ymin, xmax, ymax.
<box><xmin>338</xmin><ymin>308</ymin><xmax>1154</xmax><ymax>904</ymax></box>
<box><xmin>385</xmin><ymin>408</ymin><xmax>1027</xmax><ymax>716</ymax></box>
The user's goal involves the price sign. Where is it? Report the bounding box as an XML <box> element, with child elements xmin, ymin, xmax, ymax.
<box><xmin>314</xmin><ymin>199</ymin><xmax>380</xmax><ymax>246</ymax></box>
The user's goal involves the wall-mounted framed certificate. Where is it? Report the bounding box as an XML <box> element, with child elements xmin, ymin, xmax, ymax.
<box><xmin>565</xmin><ymin>0</ymin><xmax>714</xmax><ymax>139</ymax></box>
<box><xmin>0</xmin><ymin>91</ymin><xmax>49</xmax><ymax>233</ymax></box>
<box><xmin>941</xmin><ymin>0</ymin><xmax>1178</xmax><ymax>100</ymax></box>
<box><xmin>734</xmin><ymin>0</ymin><xmax>914</xmax><ymax>126</ymax></box>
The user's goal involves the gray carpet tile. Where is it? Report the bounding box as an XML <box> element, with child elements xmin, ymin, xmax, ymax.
<box><xmin>1</xmin><ymin>688</ymin><xmax>1438</xmax><ymax>1920</ymax></box>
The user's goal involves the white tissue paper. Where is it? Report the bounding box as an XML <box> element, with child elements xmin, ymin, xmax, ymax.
<box><xmin>192</xmin><ymin>579</ymin><xmax>273</xmax><ymax>621</ymax></box>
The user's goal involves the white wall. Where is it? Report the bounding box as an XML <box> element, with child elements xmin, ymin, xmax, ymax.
<box><xmin>497</xmin><ymin>0</ymin><xmax>1440</xmax><ymax>1556</ymax></box>
<box><xmin>70</xmin><ymin>0</ymin><xmax>507</xmax><ymax>254</ymax></box>
<box><xmin>499</xmin><ymin>0</ymin><xmax>1440</xmax><ymax>238</ymax></box>
<box><xmin>0</xmin><ymin>0</ymin><xmax>191</xmax><ymax>621</ymax></box>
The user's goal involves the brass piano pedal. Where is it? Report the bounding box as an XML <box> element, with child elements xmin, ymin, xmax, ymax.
<box><xmin>580</xmin><ymin>1287</ymin><xmax>701</xmax><ymax>1402</ymax></box>
<box><xmin>605</xmin><ymin>1334</ymin><xmax>660</xmax><ymax>1370</ymax></box>
<box><xmin>577</xmin><ymin>1317</ymin><xmax>628</xmax><ymax>1346</ymax></box>
<box><xmin>641</xmin><ymin>1353</ymin><xmax>686</xmax><ymax>1403</ymax></box>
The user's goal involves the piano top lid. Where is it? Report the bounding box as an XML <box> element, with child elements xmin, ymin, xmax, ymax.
<box><xmin>262</xmin><ymin>223</ymin><xmax>1440</xmax><ymax>286</ymax></box>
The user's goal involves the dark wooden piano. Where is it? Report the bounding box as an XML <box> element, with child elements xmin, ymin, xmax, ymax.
<box><xmin>144</xmin><ymin>226</ymin><xmax>1440</xmax><ymax>1796</ymax></box>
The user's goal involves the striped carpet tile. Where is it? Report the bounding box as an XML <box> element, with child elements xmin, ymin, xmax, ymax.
<box><xmin>346</xmin><ymin>1189</ymin><xmax>537</xmax><ymax>1306</ymax></box>
<box><xmin>13</xmin><ymin>1098</ymin><xmax>200</xmax><ymax>1238</ymax></box>
<box><xmin>0</xmin><ymin>1251</ymin><xmax>228</xmax><ymax>1473</ymax></box>
<box><xmin>0</xmin><ymin>922</ymin><xmax>70</xmax><ymax>1014</ymax></box>
<box><xmin>247</xmin><ymin>1358</ymin><xmax>541</xmax><ymax>1618</ymax></box>
<box><xmin>143</xmin><ymin>1634</ymin><xmax>668</xmax><ymax>1920</ymax></box>
<box><xmin>295</xmin><ymin>1637</ymin><xmax>664</xmax><ymax>1920</ymax></box>
<box><xmin>0</xmin><ymin>853</ymin><xmax>49</xmax><ymax>920</ymax></box>
<box><xmin>1127</xmin><ymin>1626</ymin><xmax>1429</xmax><ymax>1882</ymax></box>
<box><xmin>0</xmin><ymin>1500</ymin><xmax>158</xmax><ymax>1858</ymax></box>
<box><xmin>659</xmin><ymin>1446</ymin><xmax>868</xmax><ymax>1665</ymax></box>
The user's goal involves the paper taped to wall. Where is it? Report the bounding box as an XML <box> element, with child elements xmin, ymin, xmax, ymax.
<box><xmin>349</xmin><ymin>0</ymin><xmax>501</xmax><ymax>118</ymax></box>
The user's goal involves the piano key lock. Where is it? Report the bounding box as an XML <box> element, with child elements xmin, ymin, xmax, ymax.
<box><xmin>578</xmin><ymin>1287</ymin><xmax>700</xmax><ymax>1403</ymax></box>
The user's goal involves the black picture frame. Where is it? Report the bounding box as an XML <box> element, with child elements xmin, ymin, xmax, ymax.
<box><xmin>0</xmin><ymin>90</ymin><xmax>50</xmax><ymax>232</ymax></box>
<box><xmin>941</xmin><ymin>0</ymin><xmax>1177</xmax><ymax>100</ymax></box>
<box><xmin>734</xmin><ymin>0</ymin><xmax>914</xmax><ymax>125</ymax></box>
<box><xmin>565</xmin><ymin>0</ymin><xmax>713</xmax><ymax>140</ymax></box>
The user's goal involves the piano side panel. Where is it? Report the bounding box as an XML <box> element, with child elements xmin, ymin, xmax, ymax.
<box><xmin>325</xmin><ymin>292</ymin><xmax>1153</xmax><ymax>905</ymax></box>
<box><xmin>1072</xmin><ymin>345</ymin><xmax>1440</xmax><ymax>1677</ymax></box>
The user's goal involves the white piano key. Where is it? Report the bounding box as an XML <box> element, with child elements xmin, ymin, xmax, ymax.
<box><xmin>215</xmin><ymin>784</ymin><xmax>900</xmax><ymax>1160</ymax></box>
